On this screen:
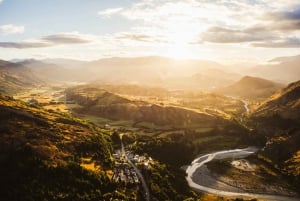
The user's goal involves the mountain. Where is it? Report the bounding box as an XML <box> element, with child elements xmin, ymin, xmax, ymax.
<box><xmin>249</xmin><ymin>80</ymin><xmax>300</xmax><ymax>190</ymax></box>
<box><xmin>215</xmin><ymin>76</ymin><xmax>285</xmax><ymax>99</ymax></box>
<box><xmin>9</xmin><ymin>55</ymin><xmax>300</xmax><ymax>87</ymax></box>
<box><xmin>0</xmin><ymin>93</ymin><xmax>115</xmax><ymax>200</ymax></box>
<box><xmin>0</xmin><ymin>60</ymin><xmax>42</xmax><ymax>95</ymax></box>
<box><xmin>246</xmin><ymin>55</ymin><xmax>300</xmax><ymax>83</ymax></box>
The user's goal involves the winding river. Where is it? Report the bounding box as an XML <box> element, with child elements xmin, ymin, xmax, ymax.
<box><xmin>241</xmin><ymin>99</ymin><xmax>250</xmax><ymax>114</ymax></box>
<box><xmin>186</xmin><ymin>147</ymin><xmax>300</xmax><ymax>201</ymax></box>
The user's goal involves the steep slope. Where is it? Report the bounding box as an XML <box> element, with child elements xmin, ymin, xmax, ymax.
<box><xmin>0</xmin><ymin>94</ymin><xmax>115</xmax><ymax>200</ymax></box>
<box><xmin>0</xmin><ymin>60</ymin><xmax>42</xmax><ymax>95</ymax></box>
<box><xmin>249</xmin><ymin>80</ymin><xmax>300</xmax><ymax>190</ymax></box>
<box><xmin>253</xmin><ymin>80</ymin><xmax>300</xmax><ymax>122</ymax></box>
<box><xmin>216</xmin><ymin>76</ymin><xmax>284</xmax><ymax>99</ymax></box>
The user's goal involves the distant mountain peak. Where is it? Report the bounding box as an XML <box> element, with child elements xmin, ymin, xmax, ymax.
<box><xmin>215</xmin><ymin>75</ymin><xmax>285</xmax><ymax>99</ymax></box>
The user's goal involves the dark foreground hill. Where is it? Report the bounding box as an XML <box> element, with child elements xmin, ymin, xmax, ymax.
<box><xmin>0</xmin><ymin>94</ymin><xmax>115</xmax><ymax>200</ymax></box>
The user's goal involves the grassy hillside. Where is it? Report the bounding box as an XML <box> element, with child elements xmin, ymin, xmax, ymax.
<box><xmin>0</xmin><ymin>94</ymin><xmax>116</xmax><ymax>200</ymax></box>
<box><xmin>0</xmin><ymin>60</ymin><xmax>43</xmax><ymax>95</ymax></box>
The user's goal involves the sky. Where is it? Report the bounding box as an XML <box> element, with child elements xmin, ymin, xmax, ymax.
<box><xmin>0</xmin><ymin>0</ymin><xmax>300</xmax><ymax>64</ymax></box>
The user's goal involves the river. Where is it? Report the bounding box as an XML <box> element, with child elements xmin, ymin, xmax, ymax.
<box><xmin>186</xmin><ymin>147</ymin><xmax>300</xmax><ymax>201</ymax></box>
<box><xmin>241</xmin><ymin>99</ymin><xmax>249</xmax><ymax>113</ymax></box>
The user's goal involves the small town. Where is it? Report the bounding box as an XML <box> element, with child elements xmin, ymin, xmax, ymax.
<box><xmin>112</xmin><ymin>149</ymin><xmax>153</xmax><ymax>185</ymax></box>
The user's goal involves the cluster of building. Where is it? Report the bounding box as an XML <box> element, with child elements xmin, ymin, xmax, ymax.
<box><xmin>127</xmin><ymin>153</ymin><xmax>153</xmax><ymax>169</ymax></box>
<box><xmin>112</xmin><ymin>150</ymin><xmax>153</xmax><ymax>185</ymax></box>
<box><xmin>112</xmin><ymin>163</ymin><xmax>139</xmax><ymax>184</ymax></box>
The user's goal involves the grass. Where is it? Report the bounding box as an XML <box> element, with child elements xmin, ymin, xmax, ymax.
<box><xmin>194</xmin><ymin>127</ymin><xmax>214</xmax><ymax>133</ymax></box>
<box><xmin>80</xmin><ymin>157</ymin><xmax>100</xmax><ymax>172</ymax></box>
<box><xmin>79</xmin><ymin>114</ymin><xmax>135</xmax><ymax>129</ymax></box>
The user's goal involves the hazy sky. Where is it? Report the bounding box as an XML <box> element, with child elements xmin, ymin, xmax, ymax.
<box><xmin>0</xmin><ymin>0</ymin><xmax>300</xmax><ymax>63</ymax></box>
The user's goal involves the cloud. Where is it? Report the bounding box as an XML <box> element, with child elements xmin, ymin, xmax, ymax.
<box><xmin>200</xmin><ymin>25</ymin><xmax>300</xmax><ymax>48</ymax></box>
<box><xmin>115</xmin><ymin>32</ymin><xmax>164</xmax><ymax>43</ymax></box>
<box><xmin>266</xmin><ymin>7</ymin><xmax>300</xmax><ymax>21</ymax></box>
<box><xmin>41</xmin><ymin>33</ymin><xmax>92</xmax><ymax>44</ymax></box>
<box><xmin>252</xmin><ymin>38</ymin><xmax>300</xmax><ymax>48</ymax></box>
<box><xmin>97</xmin><ymin>0</ymin><xmax>300</xmax><ymax>49</ymax></box>
<box><xmin>196</xmin><ymin>3</ymin><xmax>300</xmax><ymax>48</ymax></box>
<box><xmin>200</xmin><ymin>27</ymin><xmax>272</xmax><ymax>43</ymax></box>
<box><xmin>284</xmin><ymin>7</ymin><xmax>300</xmax><ymax>20</ymax></box>
<box><xmin>262</xmin><ymin>7</ymin><xmax>300</xmax><ymax>31</ymax></box>
<box><xmin>0</xmin><ymin>32</ymin><xmax>92</xmax><ymax>49</ymax></box>
<box><xmin>0</xmin><ymin>42</ymin><xmax>51</xmax><ymax>49</ymax></box>
<box><xmin>0</xmin><ymin>24</ymin><xmax>25</xmax><ymax>34</ymax></box>
<box><xmin>98</xmin><ymin>7</ymin><xmax>123</xmax><ymax>17</ymax></box>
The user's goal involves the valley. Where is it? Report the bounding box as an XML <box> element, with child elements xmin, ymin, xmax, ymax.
<box><xmin>2</xmin><ymin>1</ymin><xmax>300</xmax><ymax>200</ymax></box>
<box><xmin>0</xmin><ymin>56</ymin><xmax>300</xmax><ymax>201</ymax></box>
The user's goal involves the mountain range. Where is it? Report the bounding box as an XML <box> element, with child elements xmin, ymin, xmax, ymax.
<box><xmin>14</xmin><ymin>56</ymin><xmax>241</xmax><ymax>90</ymax></box>
<box><xmin>9</xmin><ymin>54</ymin><xmax>299</xmax><ymax>90</ymax></box>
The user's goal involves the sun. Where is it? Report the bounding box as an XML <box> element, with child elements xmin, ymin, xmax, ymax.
<box><xmin>165</xmin><ymin>44</ymin><xmax>194</xmax><ymax>60</ymax></box>
<box><xmin>163</xmin><ymin>25</ymin><xmax>199</xmax><ymax>59</ymax></box>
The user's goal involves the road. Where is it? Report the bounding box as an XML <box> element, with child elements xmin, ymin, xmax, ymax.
<box><xmin>186</xmin><ymin>147</ymin><xmax>300</xmax><ymax>201</ymax></box>
<box><xmin>120</xmin><ymin>134</ymin><xmax>150</xmax><ymax>201</ymax></box>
